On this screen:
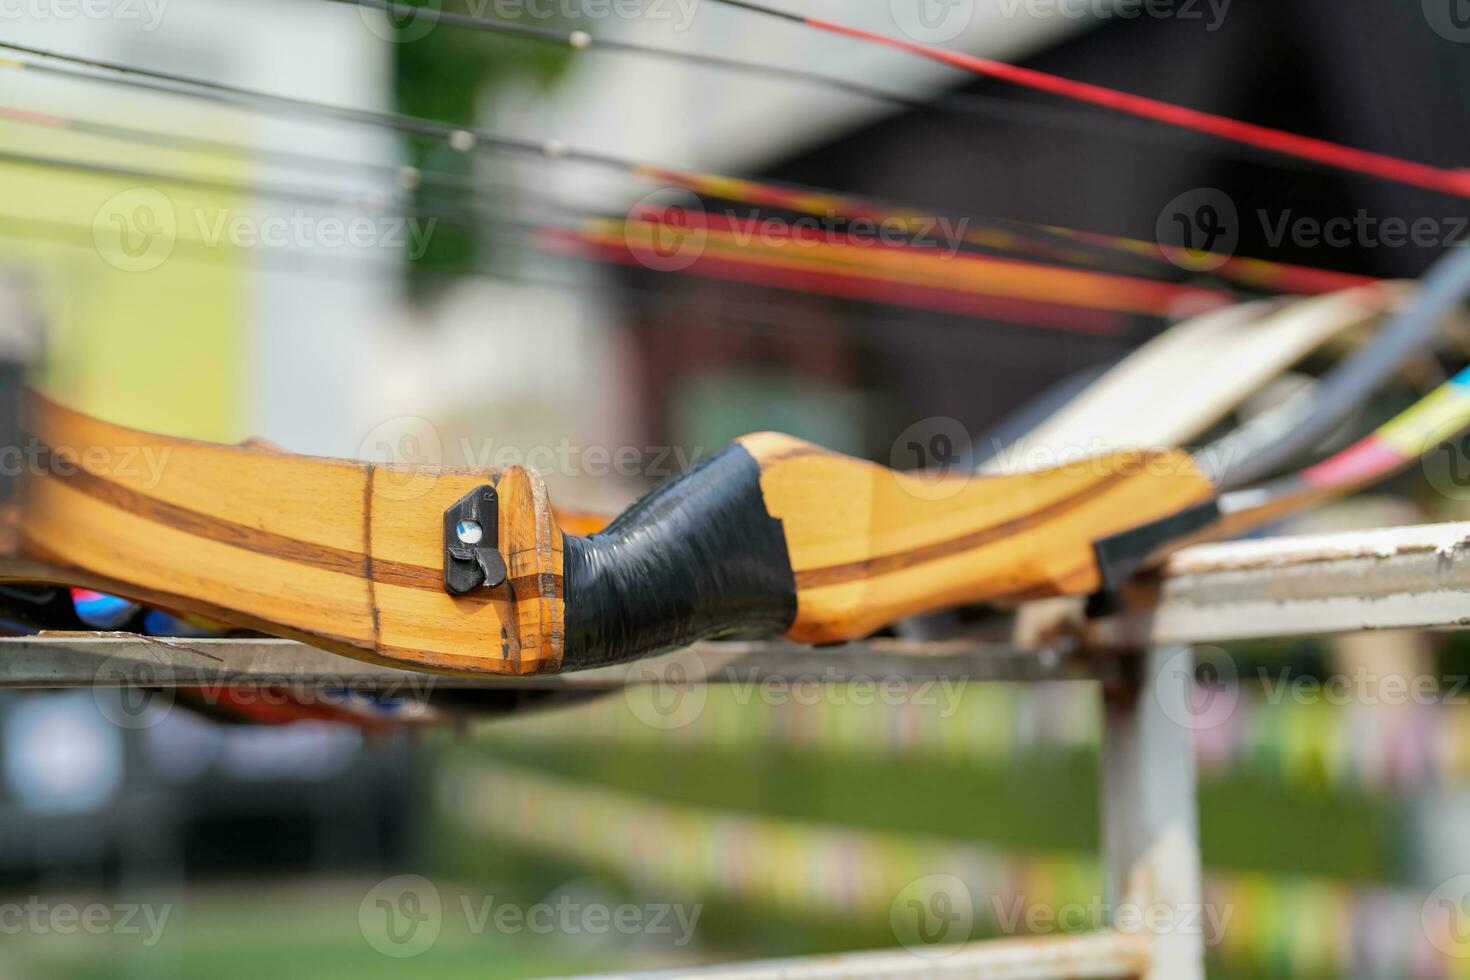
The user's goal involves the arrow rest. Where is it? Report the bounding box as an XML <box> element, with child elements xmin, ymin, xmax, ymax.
<box><xmin>443</xmin><ymin>484</ymin><xmax>509</xmax><ymax>595</ymax></box>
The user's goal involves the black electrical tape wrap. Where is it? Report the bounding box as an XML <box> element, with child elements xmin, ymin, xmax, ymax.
<box><xmin>562</xmin><ymin>443</ymin><xmax>797</xmax><ymax>668</ymax></box>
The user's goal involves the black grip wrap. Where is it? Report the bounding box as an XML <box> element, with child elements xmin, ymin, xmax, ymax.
<box><xmin>562</xmin><ymin>443</ymin><xmax>797</xmax><ymax>668</ymax></box>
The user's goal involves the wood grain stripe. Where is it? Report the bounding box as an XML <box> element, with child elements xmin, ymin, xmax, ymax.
<box><xmin>38</xmin><ymin>452</ymin><xmax>558</xmax><ymax>596</ymax></box>
<box><xmin>793</xmin><ymin>471</ymin><xmax>1129</xmax><ymax>588</ymax></box>
<box><xmin>17</xmin><ymin>536</ymin><xmax>371</xmax><ymax>653</ymax></box>
<box><xmin>46</xmin><ymin>459</ymin><xmax>367</xmax><ymax>577</ymax></box>
<box><xmin>362</xmin><ymin>463</ymin><xmax>381</xmax><ymax>655</ymax></box>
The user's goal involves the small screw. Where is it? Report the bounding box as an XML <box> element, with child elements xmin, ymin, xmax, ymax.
<box><xmin>455</xmin><ymin>519</ymin><xmax>484</xmax><ymax>545</ymax></box>
<box><xmin>449</xmin><ymin>129</ymin><xmax>476</xmax><ymax>153</ymax></box>
<box><xmin>569</xmin><ymin>30</ymin><xmax>591</xmax><ymax>49</ymax></box>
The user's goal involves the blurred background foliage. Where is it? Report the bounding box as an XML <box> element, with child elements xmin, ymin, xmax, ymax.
<box><xmin>395</xmin><ymin>0</ymin><xmax>572</xmax><ymax>288</ymax></box>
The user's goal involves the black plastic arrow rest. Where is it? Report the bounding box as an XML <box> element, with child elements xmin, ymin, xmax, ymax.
<box><xmin>443</xmin><ymin>485</ymin><xmax>508</xmax><ymax>595</ymax></box>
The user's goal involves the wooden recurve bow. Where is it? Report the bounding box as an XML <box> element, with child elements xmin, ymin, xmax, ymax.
<box><xmin>7</xmin><ymin>394</ymin><xmax>1214</xmax><ymax>676</ymax></box>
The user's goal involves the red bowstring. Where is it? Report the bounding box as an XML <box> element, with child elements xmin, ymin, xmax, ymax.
<box><xmin>808</xmin><ymin>18</ymin><xmax>1470</xmax><ymax>200</ymax></box>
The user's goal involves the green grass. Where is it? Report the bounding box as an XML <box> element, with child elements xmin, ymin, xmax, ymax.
<box><xmin>0</xmin><ymin>880</ymin><xmax>675</xmax><ymax>980</ymax></box>
<box><xmin>420</xmin><ymin>738</ymin><xmax>1402</xmax><ymax>980</ymax></box>
<box><xmin>477</xmin><ymin>741</ymin><xmax>1399</xmax><ymax>881</ymax></box>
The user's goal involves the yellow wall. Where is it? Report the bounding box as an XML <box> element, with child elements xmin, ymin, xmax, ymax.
<box><xmin>0</xmin><ymin>116</ymin><xmax>244</xmax><ymax>440</ymax></box>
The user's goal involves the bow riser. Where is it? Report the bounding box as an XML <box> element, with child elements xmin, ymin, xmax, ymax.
<box><xmin>16</xmin><ymin>396</ymin><xmax>569</xmax><ymax>676</ymax></box>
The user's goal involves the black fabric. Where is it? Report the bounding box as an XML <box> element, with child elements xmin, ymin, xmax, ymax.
<box><xmin>562</xmin><ymin>443</ymin><xmax>797</xmax><ymax>668</ymax></box>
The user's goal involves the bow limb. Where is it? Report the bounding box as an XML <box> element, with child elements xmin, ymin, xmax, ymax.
<box><xmin>560</xmin><ymin>433</ymin><xmax>1216</xmax><ymax>666</ymax></box>
<box><xmin>753</xmin><ymin>435</ymin><xmax>1216</xmax><ymax>640</ymax></box>
<box><xmin>14</xmin><ymin>394</ymin><xmax>581</xmax><ymax>676</ymax></box>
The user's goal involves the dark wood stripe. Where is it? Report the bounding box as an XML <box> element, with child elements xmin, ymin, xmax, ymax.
<box><xmin>362</xmin><ymin>463</ymin><xmax>381</xmax><ymax>653</ymax></box>
<box><xmin>19</xmin><ymin>535</ymin><xmax>371</xmax><ymax>653</ymax></box>
<box><xmin>794</xmin><ymin>471</ymin><xmax>1130</xmax><ymax>589</ymax></box>
<box><xmin>369</xmin><ymin>558</ymin><xmax>560</xmax><ymax>599</ymax></box>
<box><xmin>48</xmin><ymin>461</ymin><xmax>369</xmax><ymax>578</ymax></box>
<box><xmin>524</xmin><ymin>572</ymin><xmax>564</xmax><ymax>600</ymax></box>
<box><xmin>370</xmin><ymin>556</ymin><xmax>448</xmax><ymax>590</ymax></box>
<box><xmin>375</xmin><ymin>564</ymin><xmax>560</xmax><ymax>599</ymax></box>
<box><xmin>44</xmin><ymin>457</ymin><xmax>564</xmax><ymax>599</ymax></box>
